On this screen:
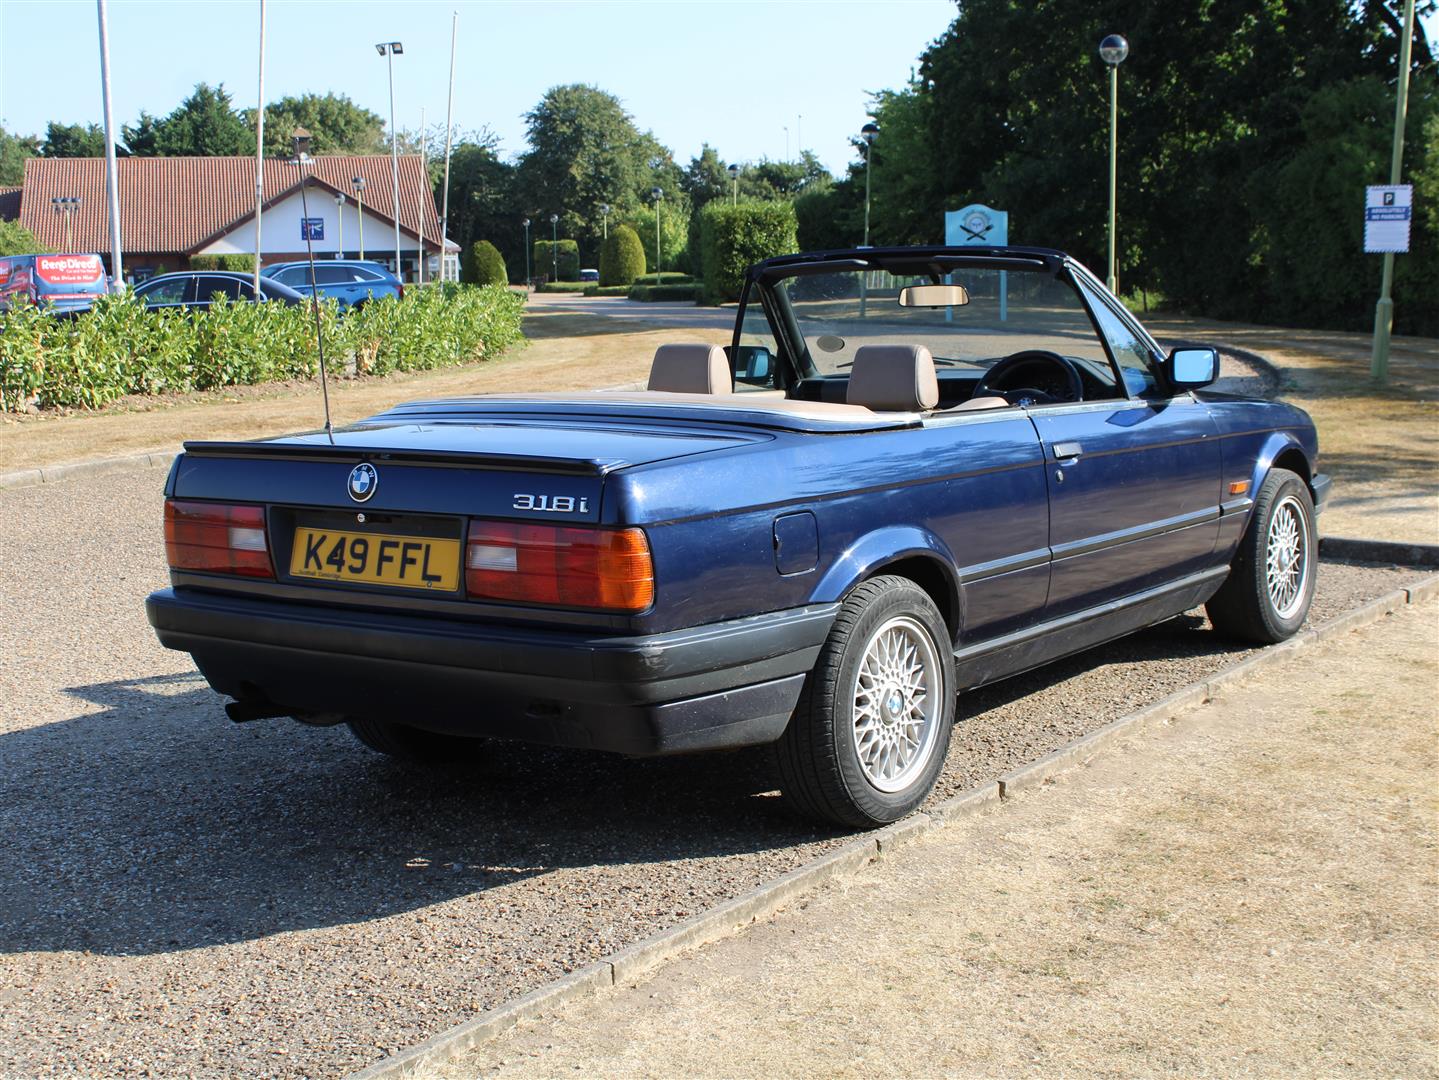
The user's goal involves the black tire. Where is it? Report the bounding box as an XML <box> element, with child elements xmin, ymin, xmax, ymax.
<box><xmin>345</xmin><ymin>717</ymin><xmax>487</xmax><ymax>764</ymax></box>
<box><xmin>1205</xmin><ymin>468</ymin><xmax>1317</xmax><ymax>643</ymax></box>
<box><xmin>774</xmin><ymin>575</ymin><xmax>955</xmax><ymax>828</ymax></box>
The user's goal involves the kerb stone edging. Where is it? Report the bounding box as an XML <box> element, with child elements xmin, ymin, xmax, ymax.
<box><xmin>0</xmin><ymin>450</ymin><xmax>177</xmax><ymax>491</ymax></box>
<box><xmin>346</xmin><ymin>568</ymin><xmax>1438</xmax><ymax>1080</ymax></box>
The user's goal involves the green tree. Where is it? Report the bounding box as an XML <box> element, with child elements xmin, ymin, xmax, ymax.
<box><xmin>516</xmin><ymin>85</ymin><xmax>665</xmax><ymax>256</ymax></box>
<box><xmin>0</xmin><ymin>126</ymin><xmax>39</xmax><ymax>184</ymax></box>
<box><xmin>600</xmin><ymin>224</ymin><xmax>646</xmax><ymax>286</ymax></box>
<box><xmin>41</xmin><ymin>122</ymin><xmax>108</xmax><ymax>158</ymax></box>
<box><xmin>125</xmin><ymin>84</ymin><xmax>252</xmax><ymax>157</ymax></box>
<box><xmin>623</xmin><ymin>204</ymin><xmax>690</xmax><ymax>273</ymax></box>
<box><xmin>249</xmin><ymin>93</ymin><xmax>386</xmax><ymax>157</ymax></box>
<box><xmin>0</xmin><ymin>219</ymin><xmax>46</xmax><ymax>257</ymax></box>
<box><xmin>463</xmin><ymin>240</ymin><xmax>508</xmax><ymax>285</ymax></box>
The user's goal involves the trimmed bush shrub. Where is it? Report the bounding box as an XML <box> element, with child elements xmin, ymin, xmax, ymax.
<box><xmin>464</xmin><ymin>240</ymin><xmax>508</xmax><ymax>286</ymax></box>
<box><xmin>190</xmin><ymin>253</ymin><xmax>255</xmax><ymax>272</ymax></box>
<box><xmin>532</xmin><ymin>239</ymin><xmax>579</xmax><ymax>282</ymax></box>
<box><xmin>582</xmin><ymin>284</ymin><xmax>632</xmax><ymax>297</ymax></box>
<box><xmin>627</xmin><ymin>283</ymin><xmax>700</xmax><ymax>302</ymax></box>
<box><xmin>0</xmin><ymin>284</ymin><xmax>526</xmax><ymax>412</ymax></box>
<box><xmin>699</xmin><ymin>202</ymin><xmax>798</xmax><ymax>303</ymax></box>
<box><xmin>599</xmin><ymin>224</ymin><xmax>646</xmax><ymax>286</ymax></box>
<box><xmin>536</xmin><ymin>281</ymin><xmax>589</xmax><ymax>293</ymax></box>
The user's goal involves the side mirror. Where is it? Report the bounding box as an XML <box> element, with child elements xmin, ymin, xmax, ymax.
<box><xmin>727</xmin><ymin>344</ymin><xmax>773</xmax><ymax>386</ymax></box>
<box><xmin>1163</xmin><ymin>346</ymin><xmax>1219</xmax><ymax>389</ymax></box>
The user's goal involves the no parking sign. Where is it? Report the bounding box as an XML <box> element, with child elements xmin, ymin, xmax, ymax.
<box><xmin>1364</xmin><ymin>185</ymin><xmax>1411</xmax><ymax>253</ymax></box>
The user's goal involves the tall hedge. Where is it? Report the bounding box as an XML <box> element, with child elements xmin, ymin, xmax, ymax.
<box><xmin>190</xmin><ymin>254</ymin><xmax>255</xmax><ymax>272</ymax></box>
<box><xmin>0</xmin><ymin>284</ymin><xmax>526</xmax><ymax>412</ymax></box>
<box><xmin>464</xmin><ymin>240</ymin><xmax>508</xmax><ymax>286</ymax></box>
<box><xmin>532</xmin><ymin>239</ymin><xmax>579</xmax><ymax>282</ymax></box>
<box><xmin>599</xmin><ymin>224</ymin><xmax>646</xmax><ymax>286</ymax></box>
<box><xmin>699</xmin><ymin>202</ymin><xmax>798</xmax><ymax>303</ymax></box>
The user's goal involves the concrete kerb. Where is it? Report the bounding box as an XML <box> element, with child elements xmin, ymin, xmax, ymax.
<box><xmin>0</xmin><ymin>450</ymin><xmax>176</xmax><ymax>491</ymax></box>
<box><xmin>345</xmin><ymin>566</ymin><xmax>1439</xmax><ymax>1080</ymax></box>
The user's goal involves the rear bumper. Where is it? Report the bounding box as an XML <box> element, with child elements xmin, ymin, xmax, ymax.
<box><xmin>145</xmin><ymin>588</ymin><xmax>836</xmax><ymax>756</ymax></box>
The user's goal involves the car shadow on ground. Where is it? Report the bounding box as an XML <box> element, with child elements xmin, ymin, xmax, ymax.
<box><xmin>0</xmin><ymin>672</ymin><xmax>829</xmax><ymax>958</ymax></box>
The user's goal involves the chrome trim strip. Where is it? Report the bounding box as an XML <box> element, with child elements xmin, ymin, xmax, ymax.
<box><xmin>1051</xmin><ymin>507</ymin><xmax>1221</xmax><ymax>562</ymax></box>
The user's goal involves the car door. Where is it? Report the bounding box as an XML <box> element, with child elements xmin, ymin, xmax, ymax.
<box><xmin>1032</xmin><ymin>273</ymin><xmax>1223</xmax><ymax>618</ymax></box>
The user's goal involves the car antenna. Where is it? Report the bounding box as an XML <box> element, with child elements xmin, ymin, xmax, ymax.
<box><xmin>291</xmin><ymin>128</ymin><xmax>335</xmax><ymax>443</ymax></box>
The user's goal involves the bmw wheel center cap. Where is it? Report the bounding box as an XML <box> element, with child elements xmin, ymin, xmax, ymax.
<box><xmin>347</xmin><ymin>462</ymin><xmax>378</xmax><ymax>503</ymax></box>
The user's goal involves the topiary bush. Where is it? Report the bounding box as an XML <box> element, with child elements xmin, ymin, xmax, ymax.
<box><xmin>599</xmin><ymin>224</ymin><xmax>646</xmax><ymax>286</ymax></box>
<box><xmin>464</xmin><ymin>240</ymin><xmax>508</xmax><ymax>286</ymax></box>
<box><xmin>626</xmin><ymin>283</ymin><xmax>700</xmax><ymax>302</ymax></box>
<box><xmin>699</xmin><ymin>202</ymin><xmax>798</xmax><ymax>303</ymax></box>
<box><xmin>532</xmin><ymin>239</ymin><xmax>579</xmax><ymax>283</ymax></box>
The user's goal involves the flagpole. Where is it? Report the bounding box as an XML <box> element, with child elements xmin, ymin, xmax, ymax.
<box><xmin>96</xmin><ymin>0</ymin><xmax>124</xmax><ymax>285</ymax></box>
<box><xmin>440</xmin><ymin>10</ymin><xmax>458</xmax><ymax>280</ymax></box>
<box><xmin>253</xmin><ymin>0</ymin><xmax>266</xmax><ymax>292</ymax></box>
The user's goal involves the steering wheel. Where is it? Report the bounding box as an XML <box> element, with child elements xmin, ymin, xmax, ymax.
<box><xmin>973</xmin><ymin>350</ymin><xmax>1084</xmax><ymax>407</ymax></box>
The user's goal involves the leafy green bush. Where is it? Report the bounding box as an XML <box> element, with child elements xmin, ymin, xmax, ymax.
<box><xmin>190</xmin><ymin>253</ymin><xmax>255</xmax><ymax>272</ymax></box>
<box><xmin>582</xmin><ymin>284</ymin><xmax>634</xmax><ymax>297</ymax></box>
<box><xmin>0</xmin><ymin>284</ymin><xmax>525</xmax><ymax>412</ymax></box>
<box><xmin>464</xmin><ymin>240</ymin><xmax>508</xmax><ymax>286</ymax></box>
<box><xmin>626</xmin><ymin>283</ymin><xmax>700</xmax><ymax>302</ymax></box>
<box><xmin>532</xmin><ymin>239</ymin><xmax>579</xmax><ymax>282</ymax></box>
<box><xmin>699</xmin><ymin>202</ymin><xmax>798</xmax><ymax>303</ymax></box>
<box><xmin>599</xmin><ymin>224</ymin><xmax>646</xmax><ymax>286</ymax></box>
<box><xmin>537</xmin><ymin>281</ymin><xmax>588</xmax><ymax>293</ymax></box>
<box><xmin>623</xmin><ymin>207</ymin><xmax>690</xmax><ymax>273</ymax></box>
<box><xmin>0</xmin><ymin>219</ymin><xmax>47</xmax><ymax>258</ymax></box>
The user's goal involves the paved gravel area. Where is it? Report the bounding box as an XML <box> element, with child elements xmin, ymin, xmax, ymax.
<box><xmin>0</xmin><ymin>468</ymin><xmax>1425</xmax><ymax>1078</ymax></box>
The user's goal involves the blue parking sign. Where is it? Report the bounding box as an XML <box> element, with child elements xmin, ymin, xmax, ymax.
<box><xmin>301</xmin><ymin>217</ymin><xmax>325</xmax><ymax>241</ymax></box>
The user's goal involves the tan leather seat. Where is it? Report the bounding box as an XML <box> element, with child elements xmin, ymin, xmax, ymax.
<box><xmin>947</xmin><ymin>395</ymin><xmax>1010</xmax><ymax>412</ymax></box>
<box><xmin>846</xmin><ymin>344</ymin><xmax>939</xmax><ymax>411</ymax></box>
<box><xmin>648</xmin><ymin>343</ymin><xmax>732</xmax><ymax>394</ymax></box>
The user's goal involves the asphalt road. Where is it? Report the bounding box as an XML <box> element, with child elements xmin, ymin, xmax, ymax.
<box><xmin>0</xmin><ymin>468</ymin><xmax>1422</xmax><ymax>1078</ymax></box>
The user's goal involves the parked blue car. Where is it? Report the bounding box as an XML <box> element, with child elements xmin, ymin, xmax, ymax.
<box><xmin>145</xmin><ymin>245</ymin><xmax>1328</xmax><ymax>826</ymax></box>
<box><xmin>263</xmin><ymin>259</ymin><xmax>402</xmax><ymax>309</ymax></box>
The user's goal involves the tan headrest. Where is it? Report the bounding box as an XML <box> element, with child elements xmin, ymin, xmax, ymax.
<box><xmin>846</xmin><ymin>344</ymin><xmax>939</xmax><ymax>411</ymax></box>
<box><xmin>648</xmin><ymin>344</ymin><xmax>733</xmax><ymax>394</ymax></box>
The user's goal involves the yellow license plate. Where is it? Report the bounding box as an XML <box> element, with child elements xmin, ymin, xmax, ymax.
<box><xmin>289</xmin><ymin>527</ymin><xmax>461</xmax><ymax>590</ymax></box>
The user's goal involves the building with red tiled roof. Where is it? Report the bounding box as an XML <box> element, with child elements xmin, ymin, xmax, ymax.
<box><xmin>10</xmin><ymin>155</ymin><xmax>452</xmax><ymax>282</ymax></box>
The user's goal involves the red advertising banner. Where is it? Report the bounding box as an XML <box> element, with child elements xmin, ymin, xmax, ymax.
<box><xmin>35</xmin><ymin>255</ymin><xmax>104</xmax><ymax>285</ymax></box>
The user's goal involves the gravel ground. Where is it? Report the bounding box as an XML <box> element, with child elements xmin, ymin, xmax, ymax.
<box><xmin>0</xmin><ymin>467</ymin><xmax>1426</xmax><ymax>1078</ymax></box>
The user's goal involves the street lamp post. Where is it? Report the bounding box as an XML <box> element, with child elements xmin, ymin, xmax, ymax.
<box><xmin>650</xmin><ymin>187</ymin><xmax>663</xmax><ymax>286</ymax></box>
<box><xmin>51</xmin><ymin>196</ymin><xmax>81</xmax><ymax>250</ymax></box>
<box><xmin>522</xmin><ymin>217</ymin><xmax>531</xmax><ymax>289</ymax></box>
<box><xmin>291</xmin><ymin>128</ymin><xmax>335</xmax><ymax>439</ymax></box>
<box><xmin>352</xmin><ymin>176</ymin><xmax>366</xmax><ymax>259</ymax></box>
<box><xmin>728</xmin><ymin>163</ymin><xmax>739</xmax><ymax>206</ymax></box>
<box><xmin>599</xmin><ymin>203</ymin><xmax>611</xmax><ymax>241</ymax></box>
<box><xmin>861</xmin><ymin>122</ymin><xmax>879</xmax><ymax>246</ymax></box>
<box><xmin>375</xmin><ymin>41</ymin><xmax>403</xmax><ymax>280</ymax></box>
<box><xmin>1099</xmin><ymin>33</ymin><xmax>1129</xmax><ymax>294</ymax></box>
<box><xmin>549</xmin><ymin>213</ymin><xmax>559</xmax><ymax>282</ymax></box>
<box><xmin>334</xmin><ymin>192</ymin><xmax>345</xmax><ymax>257</ymax></box>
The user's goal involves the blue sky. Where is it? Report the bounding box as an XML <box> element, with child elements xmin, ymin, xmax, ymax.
<box><xmin>0</xmin><ymin>0</ymin><xmax>958</xmax><ymax>175</ymax></box>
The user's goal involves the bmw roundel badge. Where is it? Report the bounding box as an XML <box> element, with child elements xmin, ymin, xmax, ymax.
<box><xmin>347</xmin><ymin>462</ymin><xmax>378</xmax><ymax>503</ymax></box>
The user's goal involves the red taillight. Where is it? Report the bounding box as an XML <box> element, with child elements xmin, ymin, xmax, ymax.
<box><xmin>465</xmin><ymin>521</ymin><xmax>654</xmax><ymax>612</ymax></box>
<box><xmin>397</xmin><ymin>282</ymin><xmax>405</xmax><ymax>300</ymax></box>
<box><xmin>164</xmin><ymin>500</ymin><xmax>273</xmax><ymax>578</ymax></box>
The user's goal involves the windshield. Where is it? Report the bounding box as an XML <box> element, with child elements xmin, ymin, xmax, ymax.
<box><xmin>772</xmin><ymin>266</ymin><xmax>1114</xmax><ymax>380</ymax></box>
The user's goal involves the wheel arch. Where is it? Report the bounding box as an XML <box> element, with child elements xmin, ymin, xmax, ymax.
<box><xmin>1250</xmin><ymin>434</ymin><xmax>1315</xmax><ymax>501</ymax></box>
<box><xmin>809</xmin><ymin>526</ymin><xmax>964</xmax><ymax>646</ymax></box>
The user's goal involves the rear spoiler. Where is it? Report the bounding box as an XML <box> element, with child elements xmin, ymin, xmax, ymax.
<box><xmin>179</xmin><ymin>440</ymin><xmax>612</xmax><ymax>476</ymax></box>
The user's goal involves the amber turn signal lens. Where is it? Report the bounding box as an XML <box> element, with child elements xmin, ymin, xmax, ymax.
<box><xmin>1228</xmin><ymin>480</ymin><xmax>1251</xmax><ymax>496</ymax></box>
<box><xmin>465</xmin><ymin>521</ymin><xmax>654</xmax><ymax>613</ymax></box>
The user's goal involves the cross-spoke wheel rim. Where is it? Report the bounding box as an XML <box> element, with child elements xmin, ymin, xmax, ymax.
<box><xmin>1266</xmin><ymin>494</ymin><xmax>1310</xmax><ymax>619</ymax></box>
<box><xmin>851</xmin><ymin>615</ymin><xmax>942</xmax><ymax>793</ymax></box>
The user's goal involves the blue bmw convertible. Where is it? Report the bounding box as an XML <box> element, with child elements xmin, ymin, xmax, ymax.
<box><xmin>146</xmin><ymin>245</ymin><xmax>1328</xmax><ymax>827</ymax></box>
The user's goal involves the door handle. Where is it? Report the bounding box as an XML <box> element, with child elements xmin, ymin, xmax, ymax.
<box><xmin>1052</xmin><ymin>441</ymin><xmax>1083</xmax><ymax>461</ymax></box>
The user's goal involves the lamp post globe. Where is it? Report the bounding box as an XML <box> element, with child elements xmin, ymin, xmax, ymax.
<box><xmin>598</xmin><ymin>202</ymin><xmax>611</xmax><ymax>241</ymax></box>
<box><xmin>1099</xmin><ymin>33</ymin><xmax>1128</xmax><ymax>293</ymax></box>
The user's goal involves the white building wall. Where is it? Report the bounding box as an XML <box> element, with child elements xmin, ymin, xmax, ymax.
<box><xmin>198</xmin><ymin>190</ymin><xmax>420</xmax><ymax>260</ymax></box>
